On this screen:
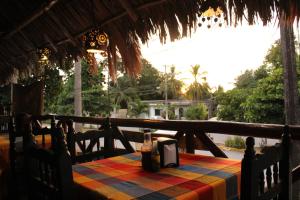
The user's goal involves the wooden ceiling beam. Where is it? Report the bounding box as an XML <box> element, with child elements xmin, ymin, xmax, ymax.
<box><xmin>118</xmin><ymin>0</ymin><xmax>139</xmax><ymax>22</ymax></box>
<box><xmin>44</xmin><ymin>34</ymin><xmax>58</xmax><ymax>53</ymax></box>
<box><xmin>8</xmin><ymin>40</ymin><xmax>28</xmax><ymax>59</ymax></box>
<box><xmin>48</xmin><ymin>10</ymin><xmax>78</xmax><ymax>46</ymax></box>
<box><xmin>4</xmin><ymin>0</ymin><xmax>169</xmax><ymax>62</ymax></box>
<box><xmin>19</xmin><ymin>31</ymin><xmax>36</xmax><ymax>49</ymax></box>
<box><xmin>3</xmin><ymin>0</ymin><xmax>59</xmax><ymax>39</ymax></box>
<box><xmin>56</xmin><ymin>0</ymin><xmax>168</xmax><ymax>46</ymax></box>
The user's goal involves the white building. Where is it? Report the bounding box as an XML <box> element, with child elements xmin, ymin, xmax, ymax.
<box><xmin>141</xmin><ymin>99</ymin><xmax>213</xmax><ymax>119</ymax></box>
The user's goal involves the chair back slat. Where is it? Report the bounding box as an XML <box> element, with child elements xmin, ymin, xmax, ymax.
<box><xmin>273</xmin><ymin>163</ymin><xmax>279</xmax><ymax>184</ymax></box>
<box><xmin>266</xmin><ymin>167</ymin><xmax>272</xmax><ymax>189</ymax></box>
<box><xmin>25</xmin><ymin>128</ymin><xmax>73</xmax><ymax>200</ymax></box>
<box><xmin>259</xmin><ymin>171</ymin><xmax>265</xmax><ymax>194</ymax></box>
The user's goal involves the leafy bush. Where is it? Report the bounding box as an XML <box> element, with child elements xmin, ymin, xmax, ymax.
<box><xmin>184</xmin><ymin>103</ymin><xmax>208</xmax><ymax>120</ymax></box>
<box><xmin>225</xmin><ymin>136</ymin><xmax>246</xmax><ymax>149</ymax></box>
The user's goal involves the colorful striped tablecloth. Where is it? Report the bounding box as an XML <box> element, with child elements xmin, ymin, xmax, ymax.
<box><xmin>73</xmin><ymin>152</ymin><xmax>241</xmax><ymax>200</ymax></box>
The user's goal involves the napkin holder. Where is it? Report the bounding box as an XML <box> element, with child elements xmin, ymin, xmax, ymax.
<box><xmin>157</xmin><ymin>137</ymin><xmax>179</xmax><ymax>168</ymax></box>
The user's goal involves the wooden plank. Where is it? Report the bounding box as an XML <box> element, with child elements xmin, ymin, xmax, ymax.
<box><xmin>195</xmin><ymin>131</ymin><xmax>228</xmax><ymax>158</ymax></box>
<box><xmin>111</xmin><ymin>126</ymin><xmax>135</xmax><ymax>153</ymax></box>
<box><xmin>292</xmin><ymin>165</ymin><xmax>300</xmax><ymax>183</ymax></box>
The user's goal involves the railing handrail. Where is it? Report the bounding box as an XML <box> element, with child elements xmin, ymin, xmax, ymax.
<box><xmin>28</xmin><ymin>115</ymin><xmax>300</xmax><ymax>140</ymax></box>
<box><xmin>110</xmin><ymin>118</ymin><xmax>285</xmax><ymax>139</ymax></box>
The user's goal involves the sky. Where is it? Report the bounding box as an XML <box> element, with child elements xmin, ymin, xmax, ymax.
<box><xmin>140</xmin><ymin>23</ymin><xmax>281</xmax><ymax>91</ymax></box>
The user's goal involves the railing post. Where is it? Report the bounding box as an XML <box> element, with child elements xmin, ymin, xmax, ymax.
<box><xmin>65</xmin><ymin>120</ymin><xmax>76</xmax><ymax>163</ymax></box>
<box><xmin>185</xmin><ymin>131</ymin><xmax>195</xmax><ymax>154</ymax></box>
<box><xmin>280</xmin><ymin>125</ymin><xmax>292</xmax><ymax>199</ymax></box>
<box><xmin>241</xmin><ymin>137</ymin><xmax>256</xmax><ymax>200</ymax></box>
<box><xmin>103</xmin><ymin>118</ymin><xmax>114</xmax><ymax>158</ymax></box>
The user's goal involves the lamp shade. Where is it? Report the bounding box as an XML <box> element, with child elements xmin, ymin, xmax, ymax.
<box><xmin>37</xmin><ymin>47</ymin><xmax>51</xmax><ymax>64</ymax></box>
<box><xmin>83</xmin><ymin>29</ymin><xmax>108</xmax><ymax>53</ymax></box>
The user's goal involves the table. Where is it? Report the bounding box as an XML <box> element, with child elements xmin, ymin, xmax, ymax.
<box><xmin>73</xmin><ymin>153</ymin><xmax>241</xmax><ymax>200</ymax></box>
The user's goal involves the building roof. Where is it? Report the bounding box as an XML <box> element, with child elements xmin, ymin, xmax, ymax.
<box><xmin>0</xmin><ymin>0</ymin><xmax>299</xmax><ymax>84</ymax></box>
<box><xmin>142</xmin><ymin>99</ymin><xmax>210</xmax><ymax>106</ymax></box>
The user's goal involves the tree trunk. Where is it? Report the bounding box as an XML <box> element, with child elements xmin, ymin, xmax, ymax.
<box><xmin>74</xmin><ymin>57</ymin><xmax>82</xmax><ymax>132</ymax></box>
<box><xmin>280</xmin><ymin>15</ymin><xmax>300</xmax><ymax>199</ymax></box>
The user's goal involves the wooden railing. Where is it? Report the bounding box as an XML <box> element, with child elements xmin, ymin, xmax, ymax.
<box><xmin>19</xmin><ymin>114</ymin><xmax>300</xmax><ymax>184</ymax></box>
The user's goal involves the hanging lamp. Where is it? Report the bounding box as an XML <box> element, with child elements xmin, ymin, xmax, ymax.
<box><xmin>198</xmin><ymin>7</ymin><xmax>225</xmax><ymax>28</ymax></box>
<box><xmin>37</xmin><ymin>47</ymin><xmax>51</xmax><ymax>64</ymax></box>
<box><xmin>83</xmin><ymin>29</ymin><xmax>109</xmax><ymax>54</ymax></box>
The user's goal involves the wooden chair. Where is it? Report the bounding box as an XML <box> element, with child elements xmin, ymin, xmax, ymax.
<box><xmin>24</xmin><ymin>127</ymin><xmax>73</xmax><ymax>200</ymax></box>
<box><xmin>241</xmin><ymin>125</ymin><xmax>291</xmax><ymax>200</ymax></box>
<box><xmin>9</xmin><ymin>114</ymin><xmax>55</xmax><ymax>176</ymax></box>
<box><xmin>62</xmin><ymin>120</ymin><xmax>107</xmax><ymax>164</ymax></box>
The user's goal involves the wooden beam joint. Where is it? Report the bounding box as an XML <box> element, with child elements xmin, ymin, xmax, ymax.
<box><xmin>118</xmin><ymin>0</ymin><xmax>139</xmax><ymax>22</ymax></box>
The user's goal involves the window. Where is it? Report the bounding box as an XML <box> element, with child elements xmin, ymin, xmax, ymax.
<box><xmin>154</xmin><ymin>109</ymin><xmax>161</xmax><ymax>116</ymax></box>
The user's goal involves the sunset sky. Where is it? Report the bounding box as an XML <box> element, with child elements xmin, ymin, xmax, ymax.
<box><xmin>141</xmin><ymin>22</ymin><xmax>282</xmax><ymax>91</ymax></box>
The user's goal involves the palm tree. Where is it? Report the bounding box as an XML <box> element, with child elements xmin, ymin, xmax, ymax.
<box><xmin>186</xmin><ymin>64</ymin><xmax>210</xmax><ymax>100</ymax></box>
<box><xmin>128</xmin><ymin>100</ymin><xmax>148</xmax><ymax>118</ymax></box>
<box><xmin>110</xmin><ymin>75</ymin><xmax>138</xmax><ymax>109</ymax></box>
<box><xmin>159</xmin><ymin>66</ymin><xmax>183</xmax><ymax>99</ymax></box>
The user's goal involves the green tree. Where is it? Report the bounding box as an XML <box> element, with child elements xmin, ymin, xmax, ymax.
<box><xmin>216</xmin><ymin>88</ymin><xmax>249</xmax><ymax>121</ymax></box>
<box><xmin>234</xmin><ymin>69</ymin><xmax>256</xmax><ymax>89</ymax></box>
<box><xmin>137</xmin><ymin>59</ymin><xmax>163</xmax><ymax>100</ymax></box>
<box><xmin>216</xmin><ymin>41</ymin><xmax>299</xmax><ymax>123</ymax></box>
<box><xmin>243</xmin><ymin>67</ymin><xmax>284</xmax><ymax>123</ymax></box>
<box><xmin>110</xmin><ymin>75</ymin><xmax>138</xmax><ymax>109</ymax></box>
<box><xmin>0</xmin><ymin>86</ymin><xmax>10</xmax><ymax>107</ymax></box>
<box><xmin>184</xmin><ymin>103</ymin><xmax>208</xmax><ymax>120</ymax></box>
<box><xmin>186</xmin><ymin>65</ymin><xmax>210</xmax><ymax>100</ymax></box>
<box><xmin>56</xmin><ymin>59</ymin><xmax>110</xmax><ymax>116</ymax></box>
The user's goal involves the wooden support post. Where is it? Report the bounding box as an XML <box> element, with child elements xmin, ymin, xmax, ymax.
<box><xmin>74</xmin><ymin>57</ymin><xmax>82</xmax><ymax>132</ymax></box>
<box><xmin>240</xmin><ymin>137</ymin><xmax>256</xmax><ymax>200</ymax></box>
<box><xmin>103</xmin><ymin>118</ymin><xmax>114</xmax><ymax>158</ymax></box>
<box><xmin>280</xmin><ymin>125</ymin><xmax>292</xmax><ymax>200</ymax></box>
<box><xmin>185</xmin><ymin>132</ymin><xmax>195</xmax><ymax>154</ymax></box>
<box><xmin>195</xmin><ymin>131</ymin><xmax>227</xmax><ymax>158</ymax></box>
<box><xmin>65</xmin><ymin>120</ymin><xmax>76</xmax><ymax>163</ymax></box>
<box><xmin>280</xmin><ymin>14</ymin><xmax>300</xmax><ymax>199</ymax></box>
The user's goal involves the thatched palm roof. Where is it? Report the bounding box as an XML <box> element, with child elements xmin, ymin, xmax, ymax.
<box><xmin>0</xmin><ymin>0</ymin><xmax>299</xmax><ymax>84</ymax></box>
